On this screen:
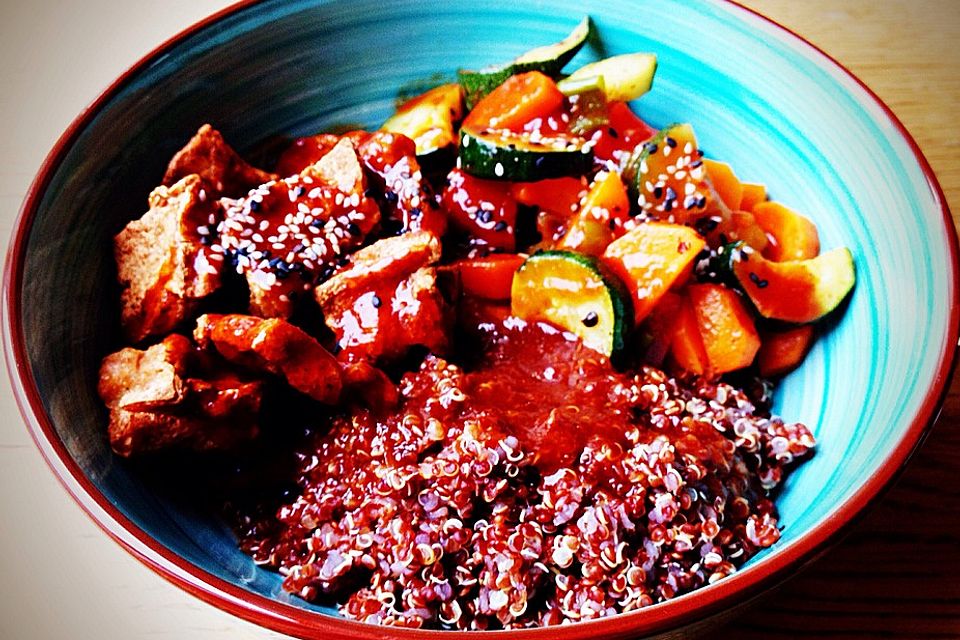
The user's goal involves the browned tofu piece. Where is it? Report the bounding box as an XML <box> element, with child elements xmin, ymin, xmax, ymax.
<box><xmin>314</xmin><ymin>232</ymin><xmax>449</xmax><ymax>362</ymax></box>
<box><xmin>163</xmin><ymin>124</ymin><xmax>277</xmax><ymax>198</ymax></box>
<box><xmin>97</xmin><ymin>335</ymin><xmax>262</xmax><ymax>457</ymax></box>
<box><xmin>114</xmin><ymin>174</ymin><xmax>223</xmax><ymax>343</ymax></box>
<box><xmin>217</xmin><ymin>139</ymin><xmax>381</xmax><ymax>318</ymax></box>
<box><xmin>98</xmin><ymin>334</ymin><xmax>192</xmax><ymax>412</ymax></box>
<box><xmin>194</xmin><ymin>314</ymin><xmax>343</xmax><ymax>404</ymax></box>
<box><xmin>313</xmin><ymin>231</ymin><xmax>441</xmax><ymax>305</ymax></box>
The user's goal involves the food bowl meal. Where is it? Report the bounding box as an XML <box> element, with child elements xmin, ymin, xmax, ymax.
<box><xmin>5</xmin><ymin>1</ymin><xmax>958</xmax><ymax>639</ymax></box>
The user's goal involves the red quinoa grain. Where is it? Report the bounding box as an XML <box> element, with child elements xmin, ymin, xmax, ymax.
<box><xmin>236</xmin><ymin>321</ymin><xmax>814</xmax><ymax>629</ymax></box>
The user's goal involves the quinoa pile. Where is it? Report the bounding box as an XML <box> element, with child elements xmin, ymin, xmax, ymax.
<box><xmin>235</xmin><ymin>322</ymin><xmax>815</xmax><ymax>629</ymax></box>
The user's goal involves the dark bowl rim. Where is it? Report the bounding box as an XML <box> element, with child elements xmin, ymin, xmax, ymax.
<box><xmin>4</xmin><ymin>0</ymin><xmax>958</xmax><ymax>638</ymax></box>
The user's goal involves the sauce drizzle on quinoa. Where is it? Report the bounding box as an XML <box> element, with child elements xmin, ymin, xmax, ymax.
<box><xmin>235</xmin><ymin>320</ymin><xmax>814</xmax><ymax>630</ymax></box>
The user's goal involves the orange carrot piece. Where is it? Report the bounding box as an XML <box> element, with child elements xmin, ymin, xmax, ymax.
<box><xmin>687</xmin><ymin>283</ymin><xmax>761</xmax><ymax>374</ymax></box>
<box><xmin>704</xmin><ymin>159</ymin><xmax>744</xmax><ymax>211</ymax></box>
<box><xmin>602</xmin><ymin>222</ymin><xmax>706</xmax><ymax>323</ymax></box>
<box><xmin>669</xmin><ymin>293</ymin><xmax>710</xmax><ymax>376</ymax></box>
<box><xmin>510</xmin><ymin>176</ymin><xmax>587</xmax><ymax>215</ymax></box>
<box><xmin>757</xmin><ymin>325</ymin><xmax>815</xmax><ymax>378</ymax></box>
<box><xmin>752</xmin><ymin>201</ymin><xmax>820</xmax><ymax>262</ymax></box>
<box><xmin>462</xmin><ymin>71</ymin><xmax>565</xmax><ymax>132</ymax></box>
<box><xmin>456</xmin><ymin>254</ymin><xmax>525</xmax><ymax>300</ymax></box>
<box><xmin>559</xmin><ymin>172</ymin><xmax>631</xmax><ymax>256</ymax></box>
<box><xmin>740</xmin><ymin>182</ymin><xmax>767</xmax><ymax>212</ymax></box>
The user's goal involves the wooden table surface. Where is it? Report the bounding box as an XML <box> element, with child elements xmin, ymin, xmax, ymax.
<box><xmin>0</xmin><ymin>1</ymin><xmax>957</xmax><ymax>638</ymax></box>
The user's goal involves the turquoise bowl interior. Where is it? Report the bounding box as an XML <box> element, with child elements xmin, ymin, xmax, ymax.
<box><xmin>5</xmin><ymin>0</ymin><xmax>957</xmax><ymax>638</ymax></box>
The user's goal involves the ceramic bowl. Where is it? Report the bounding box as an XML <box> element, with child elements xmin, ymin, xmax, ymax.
<box><xmin>5</xmin><ymin>0</ymin><xmax>958</xmax><ymax>638</ymax></box>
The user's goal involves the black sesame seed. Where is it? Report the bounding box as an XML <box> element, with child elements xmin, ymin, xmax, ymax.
<box><xmin>363</xmin><ymin>188</ymin><xmax>376</xmax><ymax>198</ymax></box>
<box><xmin>664</xmin><ymin>200</ymin><xmax>674</xmax><ymax>213</ymax></box>
<box><xmin>331</xmin><ymin>343</ymin><xmax>343</xmax><ymax>355</ymax></box>
<box><xmin>347</xmin><ymin>223</ymin><xmax>362</xmax><ymax>237</ymax></box>
<box><xmin>582</xmin><ymin>311</ymin><xmax>599</xmax><ymax>327</ymax></box>
<box><xmin>293</xmin><ymin>186</ymin><xmax>305</xmax><ymax>197</ymax></box>
<box><xmin>653</xmin><ymin>186</ymin><xmax>664</xmax><ymax>199</ymax></box>
<box><xmin>410</xmin><ymin>207</ymin><xmax>422</xmax><ymax>219</ymax></box>
<box><xmin>249</xmin><ymin>200</ymin><xmax>261</xmax><ymax>212</ymax></box>
<box><xmin>608</xmin><ymin>219</ymin><xmax>618</xmax><ymax>230</ymax></box>
<box><xmin>684</xmin><ymin>195</ymin><xmax>698</xmax><ymax>210</ymax></box>
<box><xmin>199</xmin><ymin>235</ymin><xmax>213</xmax><ymax>245</ymax></box>
<box><xmin>644</xmin><ymin>142</ymin><xmax>658</xmax><ymax>155</ymax></box>
<box><xmin>478</xmin><ymin>210</ymin><xmax>493</xmax><ymax>224</ymax></box>
<box><xmin>494</xmin><ymin>220</ymin><xmax>507</xmax><ymax>232</ymax></box>
<box><xmin>371</xmin><ymin>294</ymin><xmax>382</xmax><ymax>308</ymax></box>
<box><xmin>689</xmin><ymin>159</ymin><xmax>703</xmax><ymax>169</ymax></box>
<box><xmin>665</xmin><ymin>187</ymin><xmax>677</xmax><ymax>201</ymax></box>
<box><xmin>749</xmin><ymin>272</ymin><xmax>768</xmax><ymax>288</ymax></box>
<box><xmin>607</xmin><ymin>127</ymin><xmax>619</xmax><ymax>139</ymax></box>
<box><xmin>697</xmin><ymin>196</ymin><xmax>708</xmax><ymax>209</ymax></box>
<box><xmin>665</xmin><ymin>136</ymin><xmax>678</xmax><ymax>148</ymax></box>
<box><xmin>384</xmin><ymin>191</ymin><xmax>399</xmax><ymax>205</ymax></box>
<box><xmin>695</xmin><ymin>217</ymin><xmax>720</xmax><ymax>233</ymax></box>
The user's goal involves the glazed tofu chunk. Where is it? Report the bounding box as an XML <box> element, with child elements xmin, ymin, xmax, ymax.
<box><xmin>194</xmin><ymin>314</ymin><xmax>343</xmax><ymax>404</ymax></box>
<box><xmin>114</xmin><ymin>174</ymin><xmax>223</xmax><ymax>343</ymax></box>
<box><xmin>98</xmin><ymin>335</ymin><xmax>262</xmax><ymax>456</ymax></box>
<box><xmin>163</xmin><ymin>124</ymin><xmax>276</xmax><ymax>198</ymax></box>
<box><xmin>314</xmin><ymin>232</ymin><xmax>450</xmax><ymax>362</ymax></box>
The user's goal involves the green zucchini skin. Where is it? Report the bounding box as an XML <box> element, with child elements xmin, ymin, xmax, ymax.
<box><xmin>511</xmin><ymin>250</ymin><xmax>632</xmax><ymax>357</ymax></box>
<box><xmin>458</xmin><ymin>128</ymin><xmax>593</xmax><ymax>181</ymax></box>
<box><xmin>458</xmin><ymin>17</ymin><xmax>591</xmax><ymax>109</ymax></box>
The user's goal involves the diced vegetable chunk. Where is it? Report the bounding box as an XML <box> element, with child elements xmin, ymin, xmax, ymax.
<box><xmin>703</xmin><ymin>159</ymin><xmax>744</xmax><ymax>211</ymax></box>
<box><xmin>462</xmin><ymin>71</ymin><xmax>565</xmax><ymax>132</ymax></box>
<box><xmin>687</xmin><ymin>283</ymin><xmax>761</xmax><ymax>374</ymax></box>
<box><xmin>668</xmin><ymin>293</ymin><xmax>710</xmax><ymax>376</ymax></box>
<box><xmin>456</xmin><ymin>254</ymin><xmax>525</xmax><ymax>300</ymax></box>
<box><xmin>511</xmin><ymin>251</ymin><xmax>631</xmax><ymax>356</ymax></box>
<box><xmin>757</xmin><ymin>325</ymin><xmax>815</xmax><ymax>378</ymax></box>
<box><xmin>752</xmin><ymin>201</ymin><xmax>821</xmax><ymax>262</ymax></box>
<box><xmin>602</xmin><ymin>222</ymin><xmax>706</xmax><ymax>322</ymax></box>
<box><xmin>559</xmin><ymin>171</ymin><xmax>630</xmax><ymax>256</ymax></box>
<box><xmin>381</xmin><ymin>83</ymin><xmax>464</xmax><ymax>156</ymax></box>
<box><xmin>732</xmin><ymin>246</ymin><xmax>855</xmax><ymax>323</ymax></box>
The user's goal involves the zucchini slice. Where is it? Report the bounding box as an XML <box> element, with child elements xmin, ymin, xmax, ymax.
<box><xmin>558</xmin><ymin>53</ymin><xmax>658</xmax><ymax>102</ymax></box>
<box><xmin>622</xmin><ymin>122</ymin><xmax>720</xmax><ymax>224</ymax></box>
<box><xmin>458</xmin><ymin>17</ymin><xmax>591</xmax><ymax>109</ymax></box>
<box><xmin>731</xmin><ymin>245</ymin><xmax>856</xmax><ymax>323</ymax></box>
<box><xmin>381</xmin><ymin>83</ymin><xmax>464</xmax><ymax>156</ymax></box>
<box><xmin>458</xmin><ymin>127</ymin><xmax>593</xmax><ymax>181</ymax></box>
<box><xmin>511</xmin><ymin>250</ymin><xmax>632</xmax><ymax>356</ymax></box>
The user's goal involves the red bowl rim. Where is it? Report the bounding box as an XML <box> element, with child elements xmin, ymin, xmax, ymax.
<box><xmin>4</xmin><ymin>1</ymin><xmax>958</xmax><ymax>638</ymax></box>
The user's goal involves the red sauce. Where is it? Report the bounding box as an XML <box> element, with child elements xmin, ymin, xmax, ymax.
<box><xmin>464</xmin><ymin>319</ymin><xmax>635</xmax><ymax>471</ymax></box>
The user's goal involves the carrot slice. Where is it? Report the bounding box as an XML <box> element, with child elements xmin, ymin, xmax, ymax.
<box><xmin>669</xmin><ymin>293</ymin><xmax>710</xmax><ymax>376</ymax></box>
<box><xmin>510</xmin><ymin>176</ymin><xmax>587</xmax><ymax>215</ymax></box>
<box><xmin>687</xmin><ymin>283</ymin><xmax>761</xmax><ymax>374</ymax></box>
<box><xmin>602</xmin><ymin>222</ymin><xmax>706</xmax><ymax>323</ymax></box>
<box><xmin>456</xmin><ymin>254</ymin><xmax>525</xmax><ymax>300</ymax></box>
<box><xmin>740</xmin><ymin>182</ymin><xmax>767</xmax><ymax>212</ymax></box>
<box><xmin>559</xmin><ymin>171</ymin><xmax>631</xmax><ymax>256</ymax></box>
<box><xmin>704</xmin><ymin>159</ymin><xmax>744</xmax><ymax>211</ymax></box>
<box><xmin>752</xmin><ymin>201</ymin><xmax>820</xmax><ymax>261</ymax></box>
<box><xmin>462</xmin><ymin>71</ymin><xmax>565</xmax><ymax>132</ymax></box>
<box><xmin>757</xmin><ymin>324</ymin><xmax>815</xmax><ymax>378</ymax></box>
